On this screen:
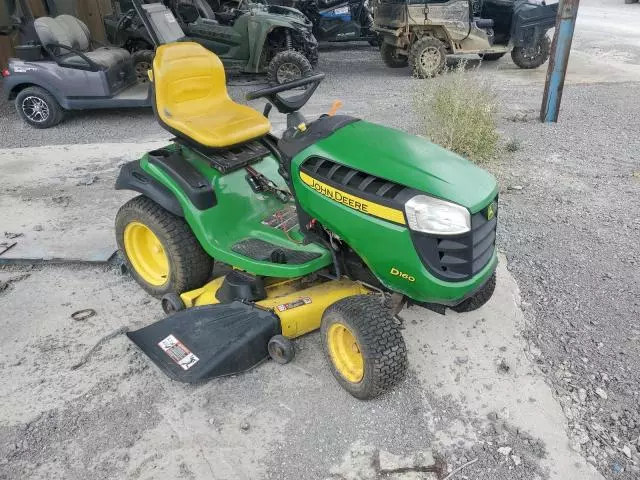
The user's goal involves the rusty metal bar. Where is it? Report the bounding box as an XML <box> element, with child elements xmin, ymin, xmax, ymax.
<box><xmin>540</xmin><ymin>0</ymin><xmax>581</xmax><ymax>123</ymax></box>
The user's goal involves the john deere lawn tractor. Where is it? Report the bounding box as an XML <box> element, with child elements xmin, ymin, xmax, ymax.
<box><xmin>114</xmin><ymin>41</ymin><xmax>499</xmax><ymax>398</ymax></box>
<box><xmin>373</xmin><ymin>0</ymin><xmax>558</xmax><ymax>77</ymax></box>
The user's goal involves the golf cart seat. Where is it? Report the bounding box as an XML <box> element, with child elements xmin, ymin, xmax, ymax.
<box><xmin>34</xmin><ymin>15</ymin><xmax>130</xmax><ymax>68</ymax></box>
<box><xmin>152</xmin><ymin>42</ymin><xmax>272</xmax><ymax>149</ymax></box>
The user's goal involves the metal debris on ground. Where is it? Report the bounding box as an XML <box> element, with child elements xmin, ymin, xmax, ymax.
<box><xmin>4</xmin><ymin>232</ymin><xmax>23</xmax><ymax>239</ymax></box>
<box><xmin>441</xmin><ymin>457</ymin><xmax>478</xmax><ymax>480</ymax></box>
<box><xmin>70</xmin><ymin>326</ymin><xmax>129</xmax><ymax>370</ymax></box>
<box><xmin>71</xmin><ymin>309</ymin><xmax>97</xmax><ymax>321</ymax></box>
<box><xmin>0</xmin><ymin>242</ymin><xmax>18</xmax><ymax>256</ymax></box>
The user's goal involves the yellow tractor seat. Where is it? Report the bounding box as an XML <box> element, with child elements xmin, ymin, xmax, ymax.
<box><xmin>151</xmin><ymin>42</ymin><xmax>272</xmax><ymax>149</ymax></box>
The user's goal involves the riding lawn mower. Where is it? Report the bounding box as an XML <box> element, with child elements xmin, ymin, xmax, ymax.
<box><xmin>115</xmin><ymin>41</ymin><xmax>499</xmax><ymax>398</ymax></box>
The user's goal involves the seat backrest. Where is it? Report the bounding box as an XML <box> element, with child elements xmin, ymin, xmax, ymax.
<box><xmin>153</xmin><ymin>42</ymin><xmax>229</xmax><ymax>121</ymax></box>
<box><xmin>34</xmin><ymin>15</ymin><xmax>91</xmax><ymax>51</ymax></box>
<box><xmin>56</xmin><ymin>15</ymin><xmax>91</xmax><ymax>51</ymax></box>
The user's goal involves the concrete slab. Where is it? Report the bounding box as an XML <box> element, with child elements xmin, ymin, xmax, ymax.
<box><xmin>0</xmin><ymin>142</ymin><xmax>166</xmax><ymax>262</ymax></box>
<box><xmin>0</xmin><ymin>256</ymin><xmax>604</xmax><ymax>480</ymax></box>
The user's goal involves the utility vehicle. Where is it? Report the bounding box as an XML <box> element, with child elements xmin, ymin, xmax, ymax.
<box><xmin>114</xmin><ymin>39</ymin><xmax>499</xmax><ymax>398</ymax></box>
<box><xmin>296</xmin><ymin>0</ymin><xmax>378</xmax><ymax>44</ymax></box>
<box><xmin>104</xmin><ymin>0</ymin><xmax>318</xmax><ymax>84</ymax></box>
<box><xmin>373</xmin><ymin>0</ymin><xmax>558</xmax><ymax>77</ymax></box>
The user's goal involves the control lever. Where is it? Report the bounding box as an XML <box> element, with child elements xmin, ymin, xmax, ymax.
<box><xmin>327</xmin><ymin>100</ymin><xmax>343</xmax><ymax>116</ymax></box>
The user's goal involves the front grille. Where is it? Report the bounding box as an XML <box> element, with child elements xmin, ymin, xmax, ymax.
<box><xmin>301</xmin><ymin>157</ymin><xmax>409</xmax><ymax>206</ymax></box>
<box><xmin>411</xmin><ymin>199</ymin><xmax>497</xmax><ymax>282</ymax></box>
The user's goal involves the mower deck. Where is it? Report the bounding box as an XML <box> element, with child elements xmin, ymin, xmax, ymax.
<box><xmin>127</xmin><ymin>301</ymin><xmax>280</xmax><ymax>383</ymax></box>
<box><xmin>181</xmin><ymin>276</ymin><xmax>369</xmax><ymax>338</ymax></box>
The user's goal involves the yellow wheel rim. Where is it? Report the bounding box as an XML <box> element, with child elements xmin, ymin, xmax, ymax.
<box><xmin>123</xmin><ymin>222</ymin><xmax>169</xmax><ymax>286</ymax></box>
<box><xmin>327</xmin><ymin>323</ymin><xmax>364</xmax><ymax>383</ymax></box>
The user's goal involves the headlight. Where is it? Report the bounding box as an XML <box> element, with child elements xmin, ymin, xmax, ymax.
<box><xmin>405</xmin><ymin>195</ymin><xmax>470</xmax><ymax>235</ymax></box>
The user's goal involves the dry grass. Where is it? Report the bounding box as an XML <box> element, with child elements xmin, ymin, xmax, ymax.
<box><xmin>414</xmin><ymin>61</ymin><xmax>499</xmax><ymax>163</ymax></box>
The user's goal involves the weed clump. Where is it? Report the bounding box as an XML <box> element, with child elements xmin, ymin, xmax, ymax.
<box><xmin>414</xmin><ymin>61</ymin><xmax>499</xmax><ymax>163</ymax></box>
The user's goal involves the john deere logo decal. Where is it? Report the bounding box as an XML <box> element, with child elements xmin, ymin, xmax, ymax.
<box><xmin>486</xmin><ymin>202</ymin><xmax>497</xmax><ymax>220</ymax></box>
<box><xmin>299</xmin><ymin>172</ymin><xmax>406</xmax><ymax>225</ymax></box>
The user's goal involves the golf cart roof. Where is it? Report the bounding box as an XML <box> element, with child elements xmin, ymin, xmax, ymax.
<box><xmin>132</xmin><ymin>0</ymin><xmax>186</xmax><ymax>46</ymax></box>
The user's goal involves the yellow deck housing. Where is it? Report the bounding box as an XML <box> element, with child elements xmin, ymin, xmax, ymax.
<box><xmin>180</xmin><ymin>277</ymin><xmax>369</xmax><ymax>338</ymax></box>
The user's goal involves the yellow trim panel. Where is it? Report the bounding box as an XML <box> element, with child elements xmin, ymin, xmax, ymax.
<box><xmin>300</xmin><ymin>171</ymin><xmax>406</xmax><ymax>225</ymax></box>
<box><xmin>181</xmin><ymin>277</ymin><xmax>369</xmax><ymax>339</ymax></box>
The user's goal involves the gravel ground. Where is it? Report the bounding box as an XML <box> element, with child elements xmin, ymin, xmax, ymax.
<box><xmin>491</xmin><ymin>82</ymin><xmax>640</xmax><ymax>479</ymax></box>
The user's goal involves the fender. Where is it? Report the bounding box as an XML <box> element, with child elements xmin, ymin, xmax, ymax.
<box><xmin>115</xmin><ymin>160</ymin><xmax>184</xmax><ymax>217</ymax></box>
<box><xmin>511</xmin><ymin>1</ymin><xmax>559</xmax><ymax>48</ymax></box>
<box><xmin>2</xmin><ymin>73</ymin><xmax>68</xmax><ymax>106</ymax></box>
<box><xmin>247</xmin><ymin>17</ymin><xmax>311</xmax><ymax>72</ymax></box>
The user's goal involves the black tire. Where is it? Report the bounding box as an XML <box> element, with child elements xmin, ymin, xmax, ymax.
<box><xmin>511</xmin><ymin>35</ymin><xmax>551</xmax><ymax>69</ymax></box>
<box><xmin>115</xmin><ymin>195</ymin><xmax>213</xmax><ymax>297</ymax></box>
<box><xmin>15</xmin><ymin>86</ymin><xmax>64</xmax><ymax>128</ymax></box>
<box><xmin>267</xmin><ymin>50</ymin><xmax>313</xmax><ymax>85</ymax></box>
<box><xmin>268</xmin><ymin>335</ymin><xmax>295</xmax><ymax>364</ymax></box>
<box><xmin>451</xmin><ymin>273</ymin><xmax>496</xmax><ymax>313</ymax></box>
<box><xmin>161</xmin><ymin>293</ymin><xmax>186</xmax><ymax>314</ymax></box>
<box><xmin>380</xmin><ymin>42</ymin><xmax>408</xmax><ymax>68</ymax></box>
<box><xmin>132</xmin><ymin>49</ymin><xmax>155</xmax><ymax>84</ymax></box>
<box><xmin>321</xmin><ymin>295</ymin><xmax>407</xmax><ymax>400</ymax></box>
<box><xmin>410</xmin><ymin>36</ymin><xmax>447</xmax><ymax>78</ymax></box>
<box><xmin>479</xmin><ymin>52</ymin><xmax>506</xmax><ymax>61</ymax></box>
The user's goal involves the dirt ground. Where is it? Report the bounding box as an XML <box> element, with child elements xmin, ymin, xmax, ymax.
<box><xmin>1</xmin><ymin>0</ymin><xmax>639</xmax><ymax>479</ymax></box>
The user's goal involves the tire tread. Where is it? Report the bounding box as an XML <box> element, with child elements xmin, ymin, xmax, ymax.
<box><xmin>115</xmin><ymin>195</ymin><xmax>212</xmax><ymax>297</ymax></box>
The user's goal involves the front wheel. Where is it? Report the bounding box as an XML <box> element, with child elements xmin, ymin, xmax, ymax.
<box><xmin>511</xmin><ymin>35</ymin><xmax>551</xmax><ymax>69</ymax></box>
<box><xmin>321</xmin><ymin>295</ymin><xmax>408</xmax><ymax>399</ymax></box>
<box><xmin>451</xmin><ymin>273</ymin><xmax>496</xmax><ymax>313</ymax></box>
<box><xmin>380</xmin><ymin>42</ymin><xmax>408</xmax><ymax>68</ymax></box>
<box><xmin>267</xmin><ymin>50</ymin><xmax>313</xmax><ymax>85</ymax></box>
<box><xmin>15</xmin><ymin>86</ymin><xmax>65</xmax><ymax>128</ymax></box>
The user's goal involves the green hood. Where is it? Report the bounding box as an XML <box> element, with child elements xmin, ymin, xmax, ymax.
<box><xmin>311</xmin><ymin>120</ymin><xmax>498</xmax><ymax>213</ymax></box>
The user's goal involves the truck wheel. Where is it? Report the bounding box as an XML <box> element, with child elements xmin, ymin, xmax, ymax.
<box><xmin>267</xmin><ymin>50</ymin><xmax>313</xmax><ymax>85</ymax></box>
<box><xmin>115</xmin><ymin>195</ymin><xmax>213</xmax><ymax>297</ymax></box>
<box><xmin>380</xmin><ymin>43</ymin><xmax>408</xmax><ymax>68</ymax></box>
<box><xmin>321</xmin><ymin>295</ymin><xmax>407</xmax><ymax>399</ymax></box>
<box><xmin>410</xmin><ymin>37</ymin><xmax>447</xmax><ymax>78</ymax></box>
<box><xmin>511</xmin><ymin>35</ymin><xmax>551</xmax><ymax>69</ymax></box>
<box><xmin>132</xmin><ymin>50</ymin><xmax>155</xmax><ymax>83</ymax></box>
<box><xmin>479</xmin><ymin>52</ymin><xmax>506</xmax><ymax>61</ymax></box>
<box><xmin>15</xmin><ymin>86</ymin><xmax>65</xmax><ymax>128</ymax></box>
<box><xmin>451</xmin><ymin>273</ymin><xmax>496</xmax><ymax>313</ymax></box>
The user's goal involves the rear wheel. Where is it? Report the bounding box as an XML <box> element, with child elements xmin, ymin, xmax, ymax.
<box><xmin>479</xmin><ymin>52</ymin><xmax>506</xmax><ymax>61</ymax></box>
<box><xmin>132</xmin><ymin>49</ymin><xmax>154</xmax><ymax>83</ymax></box>
<box><xmin>115</xmin><ymin>195</ymin><xmax>213</xmax><ymax>297</ymax></box>
<box><xmin>15</xmin><ymin>86</ymin><xmax>64</xmax><ymax>128</ymax></box>
<box><xmin>410</xmin><ymin>36</ymin><xmax>447</xmax><ymax>78</ymax></box>
<box><xmin>511</xmin><ymin>35</ymin><xmax>551</xmax><ymax>69</ymax></box>
<box><xmin>321</xmin><ymin>295</ymin><xmax>407</xmax><ymax>399</ymax></box>
<box><xmin>267</xmin><ymin>50</ymin><xmax>313</xmax><ymax>85</ymax></box>
<box><xmin>380</xmin><ymin>42</ymin><xmax>408</xmax><ymax>68</ymax></box>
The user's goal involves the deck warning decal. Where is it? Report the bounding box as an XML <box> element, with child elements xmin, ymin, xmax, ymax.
<box><xmin>158</xmin><ymin>334</ymin><xmax>199</xmax><ymax>370</ymax></box>
<box><xmin>276</xmin><ymin>297</ymin><xmax>312</xmax><ymax>312</ymax></box>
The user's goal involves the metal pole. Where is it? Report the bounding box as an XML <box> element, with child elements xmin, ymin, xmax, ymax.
<box><xmin>540</xmin><ymin>0</ymin><xmax>580</xmax><ymax>123</ymax></box>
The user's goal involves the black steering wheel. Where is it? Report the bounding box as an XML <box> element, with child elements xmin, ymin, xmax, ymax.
<box><xmin>246</xmin><ymin>73</ymin><xmax>325</xmax><ymax>114</ymax></box>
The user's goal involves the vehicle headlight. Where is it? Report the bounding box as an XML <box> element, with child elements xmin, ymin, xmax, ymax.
<box><xmin>405</xmin><ymin>195</ymin><xmax>470</xmax><ymax>235</ymax></box>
